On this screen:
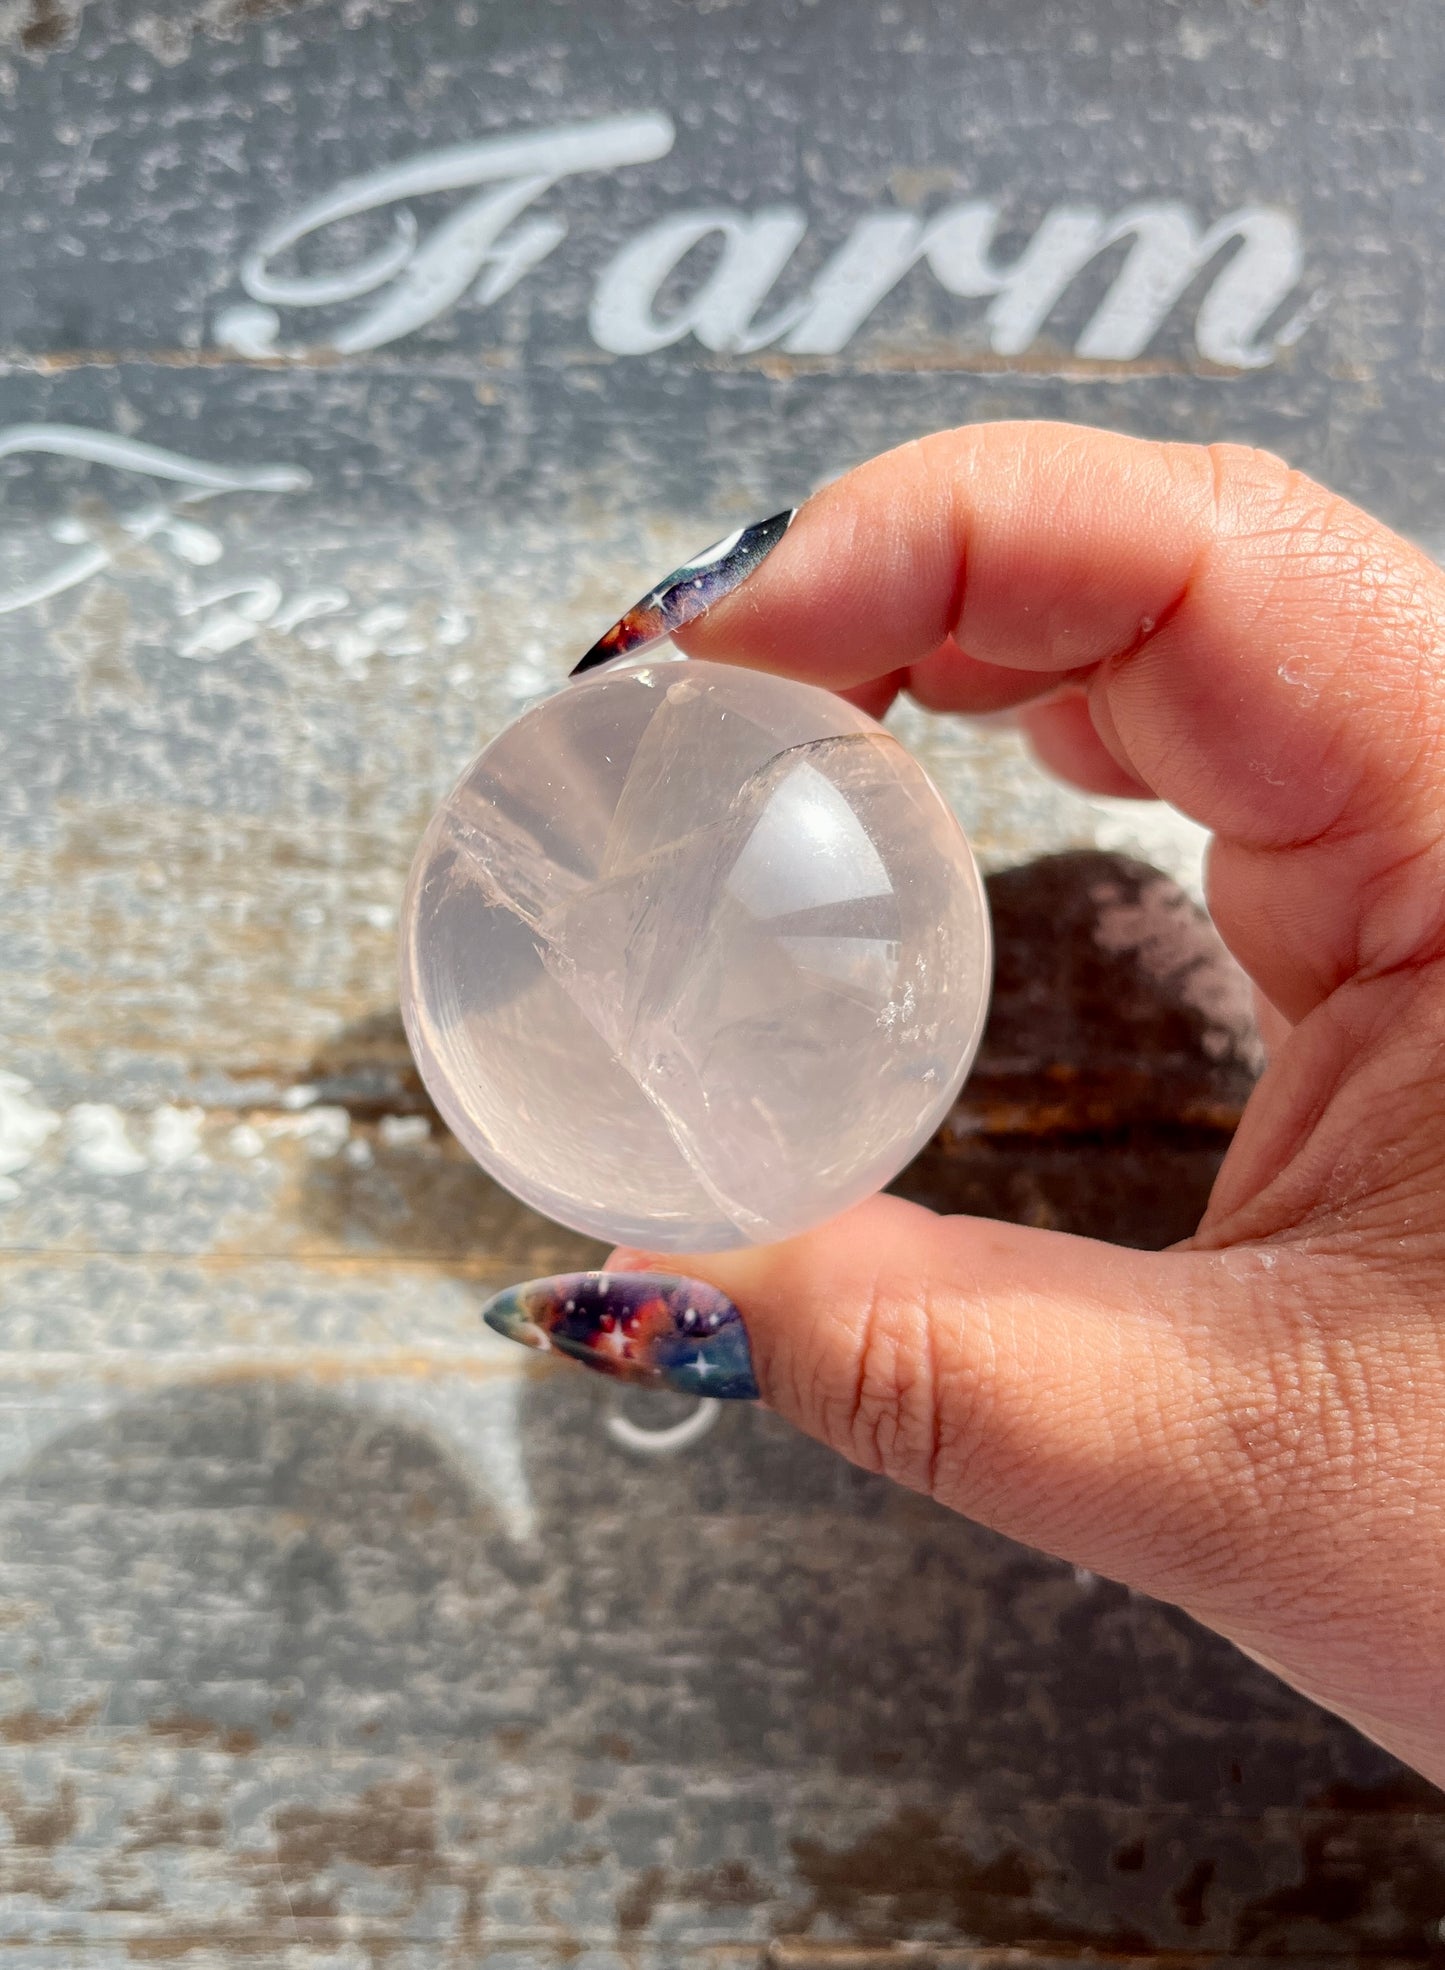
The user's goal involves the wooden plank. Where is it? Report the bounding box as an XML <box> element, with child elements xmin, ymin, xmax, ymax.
<box><xmin>2</xmin><ymin>0</ymin><xmax>1444</xmax><ymax>1959</ymax></box>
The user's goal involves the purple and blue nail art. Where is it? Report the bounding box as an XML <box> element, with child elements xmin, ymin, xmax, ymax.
<box><xmin>570</xmin><ymin>509</ymin><xmax>796</xmax><ymax>675</ymax></box>
<box><xmin>481</xmin><ymin>1271</ymin><xmax>758</xmax><ymax>1400</ymax></box>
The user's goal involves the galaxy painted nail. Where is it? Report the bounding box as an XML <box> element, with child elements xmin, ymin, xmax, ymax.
<box><xmin>481</xmin><ymin>1271</ymin><xmax>758</xmax><ymax>1400</ymax></box>
<box><xmin>570</xmin><ymin>509</ymin><xmax>796</xmax><ymax>676</ymax></box>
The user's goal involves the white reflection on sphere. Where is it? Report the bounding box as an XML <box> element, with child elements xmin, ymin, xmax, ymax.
<box><xmin>400</xmin><ymin>655</ymin><xmax>991</xmax><ymax>1251</ymax></box>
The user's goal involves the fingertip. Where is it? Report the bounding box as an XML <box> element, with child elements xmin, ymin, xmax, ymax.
<box><xmin>836</xmin><ymin>671</ymin><xmax>907</xmax><ymax>720</ymax></box>
<box><xmin>1020</xmin><ymin>693</ymin><xmax>1157</xmax><ymax>799</ymax></box>
<box><xmin>679</xmin><ymin>443</ymin><xmax>970</xmax><ymax>686</ymax></box>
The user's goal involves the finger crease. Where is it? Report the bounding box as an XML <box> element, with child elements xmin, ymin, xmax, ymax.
<box><xmin>943</xmin><ymin>538</ymin><xmax>969</xmax><ymax>648</ymax></box>
<box><xmin>1107</xmin><ymin>573</ymin><xmax>1194</xmax><ymax>672</ymax></box>
<box><xmin>920</xmin><ymin>1281</ymin><xmax>944</xmax><ymax>1500</ymax></box>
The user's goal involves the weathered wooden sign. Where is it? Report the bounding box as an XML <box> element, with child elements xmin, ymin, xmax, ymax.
<box><xmin>1</xmin><ymin>0</ymin><xmax>1442</xmax><ymax>1962</ymax></box>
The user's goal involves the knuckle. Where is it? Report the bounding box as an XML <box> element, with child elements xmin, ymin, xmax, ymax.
<box><xmin>1200</xmin><ymin>437</ymin><xmax>1293</xmax><ymax>498</ymax></box>
<box><xmin>831</xmin><ymin>1270</ymin><xmax>938</xmax><ymax>1490</ymax></box>
<box><xmin>1197</xmin><ymin>445</ymin><xmax>1445</xmax><ymax>740</ymax></box>
<box><xmin>827</xmin><ymin>1267</ymin><xmax>992</xmax><ymax>1501</ymax></box>
<box><xmin>1204</xmin><ymin>441</ymin><xmax>1431</xmax><ymax>604</ymax></box>
<box><xmin>1199</xmin><ymin>444</ymin><xmax>1370</xmax><ymax>578</ymax></box>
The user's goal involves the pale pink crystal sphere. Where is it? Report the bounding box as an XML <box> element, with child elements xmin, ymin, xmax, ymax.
<box><xmin>400</xmin><ymin>656</ymin><xmax>991</xmax><ymax>1251</ymax></box>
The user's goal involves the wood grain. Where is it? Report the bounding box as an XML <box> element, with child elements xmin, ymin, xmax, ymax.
<box><xmin>2</xmin><ymin>0</ymin><xmax>1443</xmax><ymax>1960</ymax></box>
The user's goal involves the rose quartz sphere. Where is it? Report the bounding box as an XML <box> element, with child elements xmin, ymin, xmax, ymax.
<box><xmin>400</xmin><ymin>656</ymin><xmax>991</xmax><ymax>1251</ymax></box>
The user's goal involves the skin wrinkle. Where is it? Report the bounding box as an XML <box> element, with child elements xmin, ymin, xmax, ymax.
<box><xmin>960</xmin><ymin>1245</ymin><xmax>1380</xmax><ymax>1608</ymax></box>
<box><xmin>1224</xmin><ymin>1307</ymin><xmax>1363</xmax><ymax>1507</ymax></box>
<box><xmin>850</xmin><ymin>1291</ymin><xmax>901</xmax><ymax>1479</ymax></box>
<box><xmin>1019</xmin><ymin>1345</ymin><xmax>1291</xmax><ymax>1610</ymax></box>
<box><xmin>1206</xmin><ymin>1267</ymin><xmax>1429</xmax><ymax>1542</ymax></box>
<box><xmin>840</xmin><ymin>1268</ymin><xmax>887</xmax><ymax>1479</ymax></box>
<box><xmin>1044</xmin><ymin>1322</ymin><xmax>1140</xmax><ymax>1534</ymax></box>
<box><xmin>1205</xmin><ymin>759</ymin><xmax>1445</xmax><ymax>1010</ymax></box>
<box><xmin>1196</xmin><ymin>1013</ymin><xmax>1426</xmax><ymax>1250</ymax></box>
<box><xmin>1220</xmin><ymin>833</ymin><xmax>1437</xmax><ymax>1008</ymax></box>
<box><xmin>1287</xmin><ymin>991</ymin><xmax>1445</xmax><ymax>1238</ymax></box>
<box><xmin>1201</xmin><ymin>850</ymin><xmax>1340</xmax><ymax>1022</ymax></box>
<box><xmin>942</xmin><ymin>517</ymin><xmax>970</xmax><ymax>655</ymax></box>
<box><xmin>1106</xmin><ymin>575</ymin><xmax>1193</xmax><ymax>673</ymax></box>
<box><xmin>1134</xmin><ymin>1301</ymin><xmax>1299</xmax><ymax>1554</ymax></box>
<box><xmin>1048</xmin><ymin>460</ymin><xmax>1436</xmax><ymax>863</ymax></box>
<box><xmin>1123</xmin><ymin>468</ymin><xmax>1439</xmax><ymax>857</ymax></box>
<box><xmin>1324</xmin><ymin>1136</ymin><xmax>1445</xmax><ymax>1244</ymax></box>
<box><xmin>932</xmin><ymin>1286</ymin><xmax>1024</xmax><ymax>1520</ymax></box>
<box><xmin>945</xmin><ymin>441</ymin><xmax>1201</xmax><ymax>771</ymax></box>
<box><xmin>1356</xmin><ymin>861</ymin><xmax>1445</xmax><ymax>983</ymax></box>
<box><xmin>1220</xmin><ymin>1522</ymin><xmax>1444</xmax><ymax>1699</ymax></box>
<box><xmin>1109</xmin><ymin>1309</ymin><xmax>1374</xmax><ymax>1620</ymax></box>
<box><xmin>848</xmin><ymin>1242</ymin><xmax>1004</xmax><ymax>1509</ymax></box>
<box><xmin>854</xmin><ymin>1278</ymin><xmax>938</xmax><ymax>1488</ymax></box>
<box><xmin>918</xmin><ymin>1271</ymin><xmax>946</xmax><ymax>1502</ymax></box>
<box><xmin>787</xmin><ymin>1252</ymin><xmax>835</xmax><ymax>1445</ymax></box>
<box><xmin>1076</xmin><ymin>673</ymin><xmax>1152</xmax><ymax>793</ymax></box>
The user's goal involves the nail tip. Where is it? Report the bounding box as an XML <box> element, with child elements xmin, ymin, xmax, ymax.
<box><xmin>479</xmin><ymin>1300</ymin><xmax>509</xmax><ymax>1337</ymax></box>
<box><xmin>478</xmin><ymin>1269</ymin><xmax>758</xmax><ymax>1401</ymax></box>
<box><xmin>568</xmin><ymin>505</ymin><xmax>798</xmax><ymax>681</ymax></box>
<box><xmin>480</xmin><ymin>1284</ymin><xmax>547</xmax><ymax>1352</ymax></box>
<box><xmin>568</xmin><ymin>637</ymin><xmax>617</xmax><ymax>678</ymax></box>
<box><xmin>478</xmin><ymin>1282</ymin><xmax>517</xmax><ymax>1323</ymax></box>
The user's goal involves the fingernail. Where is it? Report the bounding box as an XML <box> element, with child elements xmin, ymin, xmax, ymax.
<box><xmin>570</xmin><ymin>509</ymin><xmax>796</xmax><ymax>676</ymax></box>
<box><xmin>481</xmin><ymin>1270</ymin><xmax>758</xmax><ymax>1400</ymax></box>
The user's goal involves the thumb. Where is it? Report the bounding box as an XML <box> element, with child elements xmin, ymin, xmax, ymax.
<box><xmin>611</xmin><ymin>1198</ymin><xmax>1350</xmax><ymax>1646</ymax></box>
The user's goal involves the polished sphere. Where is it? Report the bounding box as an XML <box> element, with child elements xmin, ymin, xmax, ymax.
<box><xmin>400</xmin><ymin>655</ymin><xmax>991</xmax><ymax>1251</ymax></box>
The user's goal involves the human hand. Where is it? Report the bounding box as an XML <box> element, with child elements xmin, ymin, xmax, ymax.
<box><xmin>609</xmin><ymin>423</ymin><xmax>1445</xmax><ymax>1784</ymax></box>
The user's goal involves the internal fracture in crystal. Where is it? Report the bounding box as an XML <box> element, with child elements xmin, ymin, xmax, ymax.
<box><xmin>400</xmin><ymin>656</ymin><xmax>992</xmax><ymax>1251</ymax></box>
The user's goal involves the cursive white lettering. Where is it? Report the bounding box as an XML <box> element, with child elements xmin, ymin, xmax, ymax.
<box><xmin>0</xmin><ymin>425</ymin><xmax>310</xmax><ymax>618</ymax></box>
<box><xmin>1071</xmin><ymin>202</ymin><xmax>1304</xmax><ymax>367</ymax></box>
<box><xmin>589</xmin><ymin>207</ymin><xmax>810</xmax><ymax>354</ymax></box>
<box><xmin>215</xmin><ymin>114</ymin><xmax>675</xmax><ymax>358</ymax></box>
<box><xmin>212</xmin><ymin>114</ymin><xmax>1315</xmax><ymax>371</ymax></box>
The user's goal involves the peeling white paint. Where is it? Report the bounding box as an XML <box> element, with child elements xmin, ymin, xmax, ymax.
<box><xmin>67</xmin><ymin>1103</ymin><xmax>149</xmax><ymax>1176</ymax></box>
<box><xmin>0</xmin><ymin>1072</ymin><xmax>62</xmax><ymax>1192</ymax></box>
<box><xmin>270</xmin><ymin>1105</ymin><xmax>352</xmax><ymax>1157</ymax></box>
<box><xmin>147</xmin><ymin>1104</ymin><xmax>207</xmax><ymax>1169</ymax></box>
<box><xmin>378</xmin><ymin>1115</ymin><xmax>430</xmax><ymax>1149</ymax></box>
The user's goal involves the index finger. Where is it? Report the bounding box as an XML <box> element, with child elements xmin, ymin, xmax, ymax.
<box><xmin>681</xmin><ymin>422</ymin><xmax>1445</xmax><ymax>1022</ymax></box>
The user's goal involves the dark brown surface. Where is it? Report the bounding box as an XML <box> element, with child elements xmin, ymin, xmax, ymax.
<box><xmin>897</xmin><ymin>852</ymin><xmax>1260</xmax><ymax>1247</ymax></box>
